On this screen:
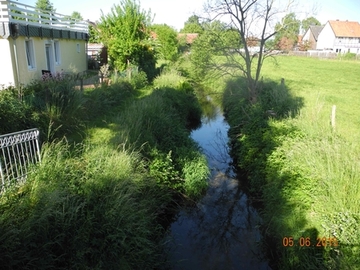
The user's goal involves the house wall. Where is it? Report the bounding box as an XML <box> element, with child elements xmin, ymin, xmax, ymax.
<box><xmin>333</xmin><ymin>37</ymin><xmax>360</xmax><ymax>53</ymax></box>
<box><xmin>316</xmin><ymin>22</ymin><xmax>335</xmax><ymax>50</ymax></box>
<box><xmin>0</xmin><ymin>38</ymin><xmax>16</xmax><ymax>87</ymax></box>
<box><xmin>4</xmin><ymin>36</ymin><xmax>87</xmax><ymax>87</ymax></box>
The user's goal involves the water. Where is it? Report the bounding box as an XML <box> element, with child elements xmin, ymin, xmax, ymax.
<box><xmin>165</xmin><ymin>106</ymin><xmax>270</xmax><ymax>270</ymax></box>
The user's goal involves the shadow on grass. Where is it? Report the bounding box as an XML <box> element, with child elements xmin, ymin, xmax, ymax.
<box><xmin>221</xmin><ymin>77</ymin><xmax>333</xmax><ymax>269</ymax></box>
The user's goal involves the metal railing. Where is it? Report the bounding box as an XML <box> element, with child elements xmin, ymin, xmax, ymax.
<box><xmin>0</xmin><ymin>0</ymin><xmax>88</xmax><ymax>33</ymax></box>
<box><xmin>0</xmin><ymin>128</ymin><xmax>41</xmax><ymax>192</ymax></box>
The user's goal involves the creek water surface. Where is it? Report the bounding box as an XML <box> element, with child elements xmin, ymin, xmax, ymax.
<box><xmin>165</xmin><ymin>105</ymin><xmax>271</xmax><ymax>270</ymax></box>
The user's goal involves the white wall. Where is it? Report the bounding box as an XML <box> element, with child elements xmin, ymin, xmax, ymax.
<box><xmin>0</xmin><ymin>38</ymin><xmax>15</xmax><ymax>88</ymax></box>
<box><xmin>316</xmin><ymin>22</ymin><xmax>335</xmax><ymax>50</ymax></box>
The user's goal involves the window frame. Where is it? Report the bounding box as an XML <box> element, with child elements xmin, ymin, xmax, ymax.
<box><xmin>54</xmin><ymin>40</ymin><xmax>61</xmax><ymax>65</ymax></box>
<box><xmin>25</xmin><ymin>39</ymin><xmax>36</xmax><ymax>70</ymax></box>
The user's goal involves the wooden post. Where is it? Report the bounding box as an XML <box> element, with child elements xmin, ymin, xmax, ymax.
<box><xmin>331</xmin><ymin>105</ymin><xmax>336</xmax><ymax>130</ymax></box>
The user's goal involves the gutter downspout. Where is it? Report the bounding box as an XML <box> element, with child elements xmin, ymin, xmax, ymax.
<box><xmin>12</xmin><ymin>38</ymin><xmax>20</xmax><ymax>89</ymax></box>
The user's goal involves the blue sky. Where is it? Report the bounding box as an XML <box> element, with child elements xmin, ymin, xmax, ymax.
<box><xmin>24</xmin><ymin>0</ymin><xmax>360</xmax><ymax>31</ymax></box>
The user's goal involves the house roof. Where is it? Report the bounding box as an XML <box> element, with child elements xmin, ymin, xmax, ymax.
<box><xmin>328</xmin><ymin>20</ymin><xmax>360</xmax><ymax>38</ymax></box>
<box><xmin>178</xmin><ymin>33</ymin><xmax>199</xmax><ymax>44</ymax></box>
<box><xmin>309</xmin><ymin>25</ymin><xmax>324</xmax><ymax>40</ymax></box>
<box><xmin>88</xmin><ymin>43</ymin><xmax>104</xmax><ymax>51</ymax></box>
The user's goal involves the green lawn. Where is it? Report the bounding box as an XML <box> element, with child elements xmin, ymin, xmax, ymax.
<box><xmin>207</xmin><ymin>55</ymin><xmax>360</xmax><ymax>269</ymax></box>
<box><xmin>261</xmin><ymin>56</ymin><xmax>360</xmax><ymax>141</ymax></box>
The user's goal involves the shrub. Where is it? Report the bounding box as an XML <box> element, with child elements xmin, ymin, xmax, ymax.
<box><xmin>339</xmin><ymin>52</ymin><xmax>356</xmax><ymax>60</ymax></box>
<box><xmin>0</xmin><ymin>86</ymin><xmax>36</xmax><ymax>134</ymax></box>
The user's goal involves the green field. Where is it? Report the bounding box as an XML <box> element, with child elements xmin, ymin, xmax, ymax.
<box><xmin>201</xmin><ymin>55</ymin><xmax>360</xmax><ymax>269</ymax></box>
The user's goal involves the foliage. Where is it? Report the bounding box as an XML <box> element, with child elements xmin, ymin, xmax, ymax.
<box><xmin>0</xmin><ymin>86</ymin><xmax>35</xmax><ymax>134</ymax></box>
<box><xmin>98</xmin><ymin>0</ymin><xmax>157</xmax><ymax>80</ymax></box>
<box><xmin>301</xmin><ymin>16</ymin><xmax>321</xmax><ymax>33</ymax></box>
<box><xmin>180</xmin><ymin>15</ymin><xmax>204</xmax><ymax>33</ymax></box>
<box><xmin>88</xmin><ymin>23</ymin><xmax>101</xmax><ymax>43</ymax></box>
<box><xmin>190</xmin><ymin>20</ymin><xmax>242</xmax><ymax>79</ymax></box>
<box><xmin>0</xmin><ymin>141</ymin><xmax>167</xmax><ymax>269</ymax></box>
<box><xmin>274</xmin><ymin>12</ymin><xmax>301</xmax><ymax>51</ymax></box>
<box><xmin>24</xmin><ymin>73</ymin><xmax>85</xmax><ymax>140</ymax></box>
<box><xmin>64</xmin><ymin>11</ymin><xmax>83</xmax><ymax>22</ymax></box>
<box><xmin>220</xmin><ymin>56</ymin><xmax>360</xmax><ymax>269</ymax></box>
<box><xmin>35</xmin><ymin>0</ymin><xmax>55</xmax><ymax>13</ymax></box>
<box><xmin>151</xmin><ymin>24</ymin><xmax>179</xmax><ymax>61</ymax></box>
<box><xmin>338</xmin><ymin>52</ymin><xmax>356</xmax><ymax>60</ymax></box>
<box><xmin>197</xmin><ymin>0</ymin><xmax>298</xmax><ymax>103</ymax></box>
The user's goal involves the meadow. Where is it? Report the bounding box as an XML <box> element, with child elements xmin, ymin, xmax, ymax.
<box><xmin>202</xmin><ymin>55</ymin><xmax>360</xmax><ymax>269</ymax></box>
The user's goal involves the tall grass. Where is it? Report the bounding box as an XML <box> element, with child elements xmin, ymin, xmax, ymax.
<box><xmin>217</xmin><ymin>56</ymin><xmax>360</xmax><ymax>269</ymax></box>
<box><xmin>0</xmin><ymin>141</ymin><xmax>168</xmax><ymax>269</ymax></box>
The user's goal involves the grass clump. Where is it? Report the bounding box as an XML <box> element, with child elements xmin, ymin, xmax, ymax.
<box><xmin>0</xmin><ymin>141</ymin><xmax>168</xmax><ymax>269</ymax></box>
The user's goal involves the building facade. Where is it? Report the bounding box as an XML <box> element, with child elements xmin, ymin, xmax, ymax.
<box><xmin>316</xmin><ymin>20</ymin><xmax>360</xmax><ymax>53</ymax></box>
<box><xmin>0</xmin><ymin>0</ymin><xmax>89</xmax><ymax>88</ymax></box>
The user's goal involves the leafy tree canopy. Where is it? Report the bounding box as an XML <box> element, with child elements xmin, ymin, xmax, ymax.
<box><xmin>98</xmin><ymin>0</ymin><xmax>156</xmax><ymax>79</ymax></box>
<box><xmin>301</xmin><ymin>16</ymin><xmax>321</xmax><ymax>32</ymax></box>
<box><xmin>191</xmin><ymin>20</ymin><xmax>242</xmax><ymax>78</ymax></box>
<box><xmin>151</xmin><ymin>24</ymin><xmax>179</xmax><ymax>61</ymax></box>
<box><xmin>180</xmin><ymin>15</ymin><xmax>204</xmax><ymax>34</ymax></box>
<box><xmin>70</xmin><ymin>11</ymin><xmax>83</xmax><ymax>20</ymax></box>
<box><xmin>35</xmin><ymin>0</ymin><xmax>55</xmax><ymax>13</ymax></box>
<box><xmin>275</xmin><ymin>13</ymin><xmax>300</xmax><ymax>50</ymax></box>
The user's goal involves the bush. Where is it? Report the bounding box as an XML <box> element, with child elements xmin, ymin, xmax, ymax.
<box><xmin>0</xmin><ymin>86</ymin><xmax>36</xmax><ymax>134</ymax></box>
<box><xmin>339</xmin><ymin>52</ymin><xmax>356</xmax><ymax>60</ymax></box>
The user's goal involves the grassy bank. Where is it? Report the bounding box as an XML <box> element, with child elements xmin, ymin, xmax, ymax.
<box><xmin>0</xmin><ymin>68</ymin><xmax>209</xmax><ymax>268</ymax></box>
<box><xmin>194</xmin><ymin>56</ymin><xmax>360</xmax><ymax>269</ymax></box>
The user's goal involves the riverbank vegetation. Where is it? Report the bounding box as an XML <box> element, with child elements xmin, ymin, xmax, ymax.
<box><xmin>191</xmin><ymin>55</ymin><xmax>360</xmax><ymax>269</ymax></box>
<box><xmin>0</xmin><ymin>60</ymin><xmax>209</xmax><ymax>269</ymax></box>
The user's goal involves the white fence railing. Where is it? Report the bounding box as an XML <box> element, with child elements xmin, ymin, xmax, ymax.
<box><xmin>0</xmin><ymin>128</ymin><xmax>41</xmax><ymax>192</ymax></box>
<box><xmin>0</xmin><ymin>0</ymin><xmax>88</xmax><ymax>33</ymax></box>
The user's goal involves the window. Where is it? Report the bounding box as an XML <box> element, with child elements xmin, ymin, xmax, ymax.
<box><xmin>54</xmin><ymin>41</ymin><xmax>60</xmax><ymax>65</ymax></box>
<box><xmin>76</xmin><ymin>43</ymin><xmax>80</xmax><ymax>53</ymax></box>
<box><xmin>25</xmin><ymin>40</ymin><xmax>35</xmax><ymax>69</ymax></box>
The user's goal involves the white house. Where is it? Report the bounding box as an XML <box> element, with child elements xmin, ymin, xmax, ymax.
<box><xmin>0</xmin><ymin>0</ymin><xmax>89</xmax><ymax>88</ymax></box>
<box><xmin>302</xmin><ymin>25</ymin><xmax>324</xmax><ymax>50</ymax></box>
<box><xmin>316</xmin><ymin>20</ymin><xmax>360</xmax><ymax>53</ymax></box>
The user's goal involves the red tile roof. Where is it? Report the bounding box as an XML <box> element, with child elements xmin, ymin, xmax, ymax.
<box><xmin>178</xmin><ymin>33</ymin><xmax>199</xmax><ymax>44</ymax></box>
<box><xmin>328</xmin><ymin>20</ymin><xmax>360</xmax><ymax>38</ymax></box>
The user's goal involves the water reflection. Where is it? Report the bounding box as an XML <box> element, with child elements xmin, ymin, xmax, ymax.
<box><xmin>165</xmin><ymin>107</ymin><xmax>270</xmax><ymax>269</ymax></box>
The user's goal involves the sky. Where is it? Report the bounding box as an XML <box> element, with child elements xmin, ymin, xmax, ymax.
<box><xmin>23</xmin><ymin>0</ymin><xmax>360</xmax><ymax>31</ymax></box>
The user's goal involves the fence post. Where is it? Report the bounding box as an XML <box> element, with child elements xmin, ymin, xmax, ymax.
<box><xmin>331</xmin><ymin>105</ymin><xmax>336</xmax><ymax>130</ymax></box>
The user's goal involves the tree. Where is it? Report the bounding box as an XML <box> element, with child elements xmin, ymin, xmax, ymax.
<box><xmin>64</xmin><ymin>11</ymin><xmax>83</xmax><ymax>24</ymax></box>
<box><xmin>35</xmin><ymin>0</ymin><xmax>56</xmax><ymax>22</ymax></box>
<box><xmin>194</xmin><ymin>0</ymin><xmax>296</xmax><ymax>103</ymax></box>
<box><xmin>180</xmin><ymin>15</ymin><xmax>204</xmax><ymax>33</ymax></box>
<box><xmin>88</xmin><ymin>22</ymin><xmax>101</xmax><ymax>43</ymax></box>
<box><xmin>151</xmin><ymin>24</ymin><xmax>179</xmax><ymax>61</ymax></box>
<box><xmin>35</xmin><ymin>0</ymin><xmax>55</xmax><ymax>13</ymax></box>
<box><xmin>69</xmin><ymin>11</ymin><xmax>83</xmax><ymax>20</ymax></box>
<box><xmin>301</xmin><ymin>16</ymin><xmax>321</xmax><ymax>32</ymax></box>
<box><xmin>98</xmin><ymin>0</ymin><xmax>157</xmax><ymax>80</ymax></box>
<box><xmin>274</xmin><ymin>13</ymin><xmax>301</xmax><ymax>51</ymax></box>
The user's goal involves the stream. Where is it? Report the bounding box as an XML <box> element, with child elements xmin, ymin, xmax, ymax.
<box><xmin>165</xmin><ymin>102</ymin><xmax>271</xmax><ymax>269</ymax></box>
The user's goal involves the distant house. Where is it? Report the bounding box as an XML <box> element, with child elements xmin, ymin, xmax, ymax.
<box><xmin>178</xmin><ymin>33</ymin><xmax>199</xmax><ymax>45</ymax></box>
<box><xmin>87</xmin><ymin>43</ymin><xmax>107</xmax><ymax>69</ymax></box>
<box><xmin>0</xmin><ymin>0</ymin><xmax>89</xmax><ymax>88</ymax></box>
<box><xmin>302</xmin><ymin>25</ymin><xmax>324</xmax><ymax>50</ymax></box>
<box><xmin>316</xmin><ymin>20</ymin><xmax>360</xmax><ymax>53</ymax></box>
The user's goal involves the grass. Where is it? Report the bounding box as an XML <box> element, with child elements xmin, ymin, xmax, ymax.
<box><xmin>194</xmin><ymin>55</ymin><xmax>360</xmax><ymax>269</ymax></box>
<box><xmin>0</xmin><ymin>67</ymin><xmax>209</xmax><ymax>268</ymax></box>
